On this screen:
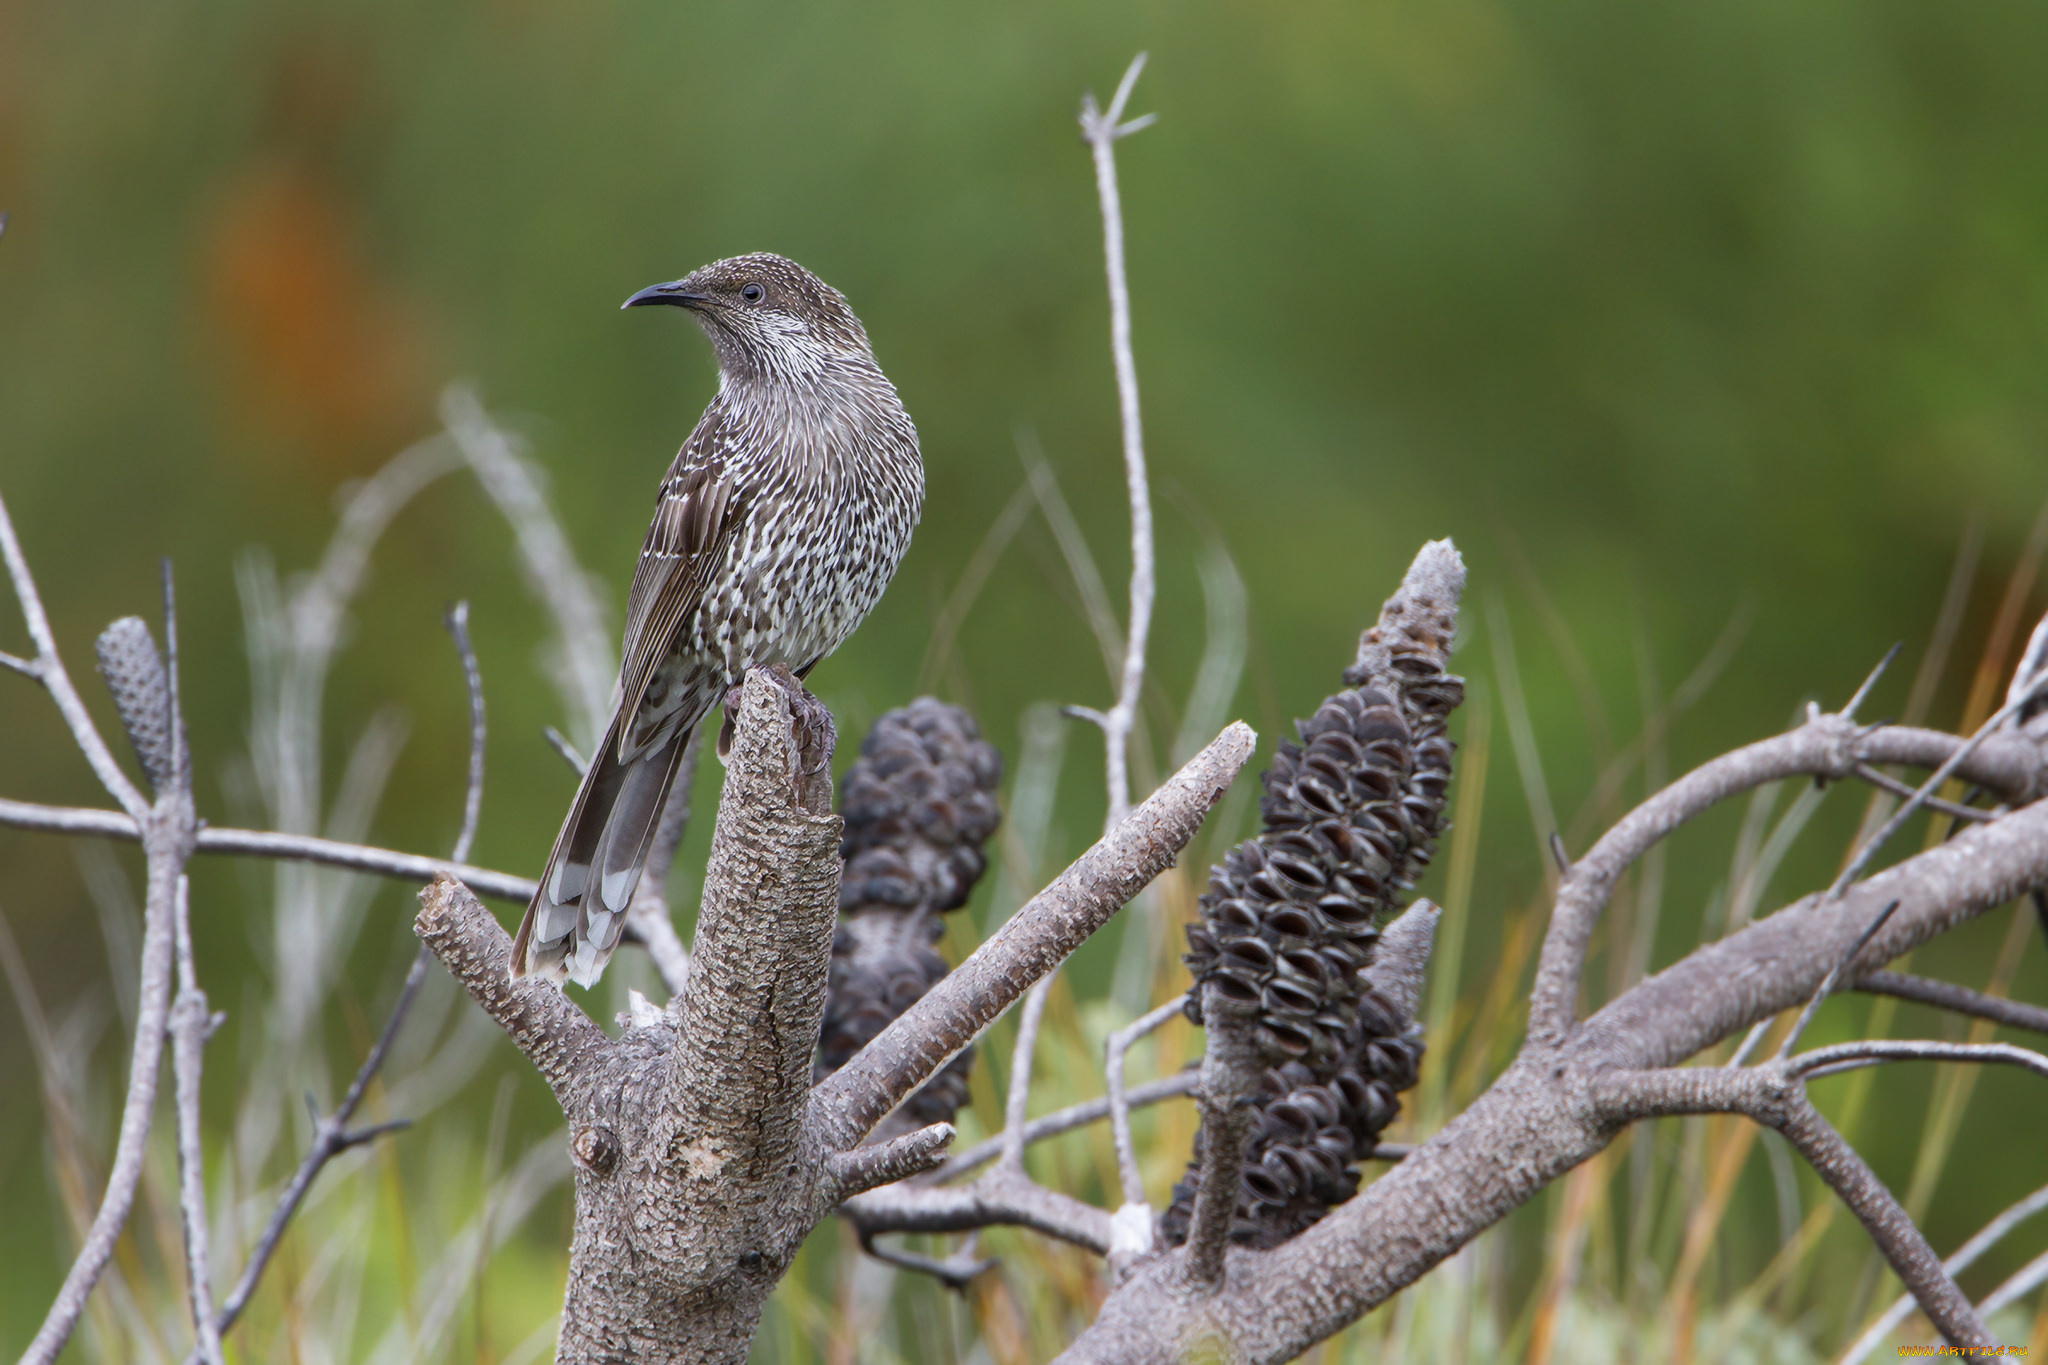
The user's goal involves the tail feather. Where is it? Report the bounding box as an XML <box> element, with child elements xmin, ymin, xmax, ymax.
<box><xmin>511</xmin><ymin>714</ymin><xmax>693</xmax><ymax>987</ymax></box>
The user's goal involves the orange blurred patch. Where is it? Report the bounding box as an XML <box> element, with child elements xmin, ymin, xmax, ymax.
<box><xmin>203</xmin><ymin>156</ymin><xmax>437</xmax><ymax>476</ymax></box>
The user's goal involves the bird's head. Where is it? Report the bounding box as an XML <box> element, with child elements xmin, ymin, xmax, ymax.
<box><xmin>623</xmin><ymin>253</ymin><xmax>874</xmax><ymax>384</ymax></box>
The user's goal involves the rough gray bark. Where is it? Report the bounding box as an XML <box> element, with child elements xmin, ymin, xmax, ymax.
<box><xmin>1058</xmin><ymin>711</ymin><xmax>2048</xmax><ymax>1364</ymax></box>
<box><xmin>417</xmin><ymin>669</ymin><xmax>1254</xmax><ymax>1364</ymax></box>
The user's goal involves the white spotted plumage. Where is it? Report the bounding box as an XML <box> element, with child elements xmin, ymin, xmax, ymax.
<box><xmin>512</xmin><ymin>253</ymin><xmax>923</xmax><ymax>987</ymax></box>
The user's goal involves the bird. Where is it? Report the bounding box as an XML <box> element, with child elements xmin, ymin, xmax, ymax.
<box><xmin>510</xmin><ymin>252</ymin><xmax>924</xmax><ymax>987</ymax></box>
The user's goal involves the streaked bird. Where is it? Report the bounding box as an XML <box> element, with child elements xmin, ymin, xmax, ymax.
<box><xmin>511</xmin><ymin>253</ymin><xmax>924</xmax><ymax>986</ymax></box>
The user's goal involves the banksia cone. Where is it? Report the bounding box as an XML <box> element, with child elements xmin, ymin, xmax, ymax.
<box><xmin>94</xmin><ymin>616</ymin><xmax>178</xmax><ymax>793</ymax></box>
<box><xmin>816</xmin><ymin>698</ymin><xmax>1002</xmax><ymax>1125</ymax></box>
<box><xmin>1164</xmin><ymin>541</ymin><xmax>1464</xmax><ymax>1250</ymax></box>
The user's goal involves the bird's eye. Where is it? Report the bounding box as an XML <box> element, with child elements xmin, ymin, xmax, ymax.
<box><xmin>740</xmin><ymin>283</ymin><xmax>765</xmax><ymax>305</ymax></box>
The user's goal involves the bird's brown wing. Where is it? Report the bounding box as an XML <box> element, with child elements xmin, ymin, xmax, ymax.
<box><xmin>511</xmin><ymin>411</ymin><xmax>745</xmax><ymax>984</ymax></box>
<box><xmin>617</xmin><ymin>415</ymin><xmax>745</xmax><ymax>757</ymax></box>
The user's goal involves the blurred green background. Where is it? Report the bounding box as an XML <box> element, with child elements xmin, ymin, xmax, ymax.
<box><xmin>4</xmin><ymin>0</ymin><xmax>2048</xmax><ymax>1359</ymax></box>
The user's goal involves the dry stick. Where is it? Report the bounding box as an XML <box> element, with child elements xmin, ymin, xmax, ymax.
<box><xmin>2006</xmin><ymin>614</ymin><xmax>2048</xmax><ymax>720</ymax></box>
<box><xmin>1853</xmin><ymin>971</ymin><xmax>2048</xmax><ymax>1038</ymax></box>
<box><xmin>0</xmin><ymin>489</ymin><xmax>150</xmax><ymax>819</ymax></box>
<box><xmin>1826</xmin><ymin>645</ymin><xmax>2048</xmax><ymax>901</ymax></box>
<box><xmin>941</xmin><ymin>1071</ymin><xmax>1201</xmax><ymax>1181</ymax></box>
<box><xmin>169</xmin><ymin>878</ymin><xmax>224</xmax><ymax>1365</ymax></box>
<box><xmin>935</xmin><ymin>1073</ymin><xmax>1406</xmax><ymax>1187</ymax></box>
<box><xmin>159</xmin><ymin>563</ymin><xmax>226</xmax><ymax>1365</ymax></box>
<box><xmin>17</xmin><ymin>571</ymin><xmax>192</xmax><ymax>1365</ymax></box>
<box><xmin>1000</xmin><ymin>980</ymin><xmax>1055</xmax><ymax>1172</ymax></box>
<box><xmin>1107</xmin><ymin>994</ymin><xmax>1187</xmax><ymax>1210</ymax></box>
<box><xmin>1007</xmin><ymin>56</ymin><xmax>1161</xmax><ymax>1194</ymax></box>
<box><xmin>1772</xmin><ymin>1091</ymin><xmax>1998</xmax><ymax>1350</ymax></box>
<box><xmin>1790</xmin><ymin>1039</ymin><xmax>2048</xmax><ymax>1083</ymax></box>
<box><xmin>193</xmin><ymin>596</ymin><xmax>495</xmax><ymax>1360</ymax></box>
<box><xmin>1593</xmin><ymin>1066</ymin><xmax>1998</xmax><ymax>1349</ymax></box>
<box><xmin>445</xmin><ymin>601</ymin><xmax>485</xmax><ymax>865</ymax></box>
<box><xmin>853</xmin><ymin>1224</ymin><xmax>997</xmax><ymax>1293</ymax></box>
<box><xmin>1773</xmin><ymin>900</ymin><xmax>1902</xmax><ymax>1061</ymax></box>
<box><xmin>1181</xmin><ymin>1000</ymin><xmax>1262</xmax><ymax>1288</ymax></box>
<box><xmin>1076</xmin><ymin>51</ymin><xmax>1157</xmax><ymax>832</ymax></box>
<box><xmin>544</xmin><ymin>725</ymin><xmax>587</xmax><ymax>775</ymax></box>
<box><xmin>1843</xmin><ymin>642</ymin><xmax>1903</xmax><ymax>722</ymax></box>
<box><xmin>1070</xmin><ymin>729</ymin><xmax>2048</xmax><ymax>1364</ymax></box>
<box><xmin>0</xmin><ymin>798</ymin><xmax>536</xmax><ymax>902</ymax></box>
<box><xmin>200</xmin><ymin>951</ymin><xmax>428</xmax><ymax>1350</ymax></box>
<box><xmin>843</xmin><ymin>1167</ymin><xmax>1117</xmax><ymax>1256</ymax></box>
<box><xmin>1527</xmin><ymin>715</ymin><xmax>2048</xmax><ymax>1047</ymax></box>
<box><xmin>1057</xmin><ymin>47</ymin><xmax>1168</xmax><ymax>1267</ymax></box>
<box><xmin>1849</xmin><ymin>764</ymin><xmax>1998</xmax><ymax>824</ymax></box>
<box><xmin>23</xmin><ymin>823</ymin><xmax>176</xmax><ymax>1365</ymax></box>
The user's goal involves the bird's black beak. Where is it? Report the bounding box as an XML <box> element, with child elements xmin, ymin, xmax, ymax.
<box><xmin>622</xmin><ymin>281</ymin><xmax>708</xmax><ymax>311</ymax></box>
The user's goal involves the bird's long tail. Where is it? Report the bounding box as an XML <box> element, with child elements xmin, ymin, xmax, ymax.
<box><xmin>511</xmin><ymin>714</ymin><xmax>693</xmax><ymax>986</ymax></box>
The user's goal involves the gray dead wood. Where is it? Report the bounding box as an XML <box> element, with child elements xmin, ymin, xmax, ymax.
<box><xmin>418</xmin><ymin>671</ymin><xmax>1252</xmax><ymax>1364</ymax></box>
<box><xmin>1060</xmin><ymin>710</ymin><xmax>2048</xmax><ymax>1363</ymax></box>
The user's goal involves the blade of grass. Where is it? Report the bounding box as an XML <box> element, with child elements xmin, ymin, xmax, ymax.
<box><xmin>1421</xmin><ymin>680</ymin><xmax>1490</xmax><ymax>1128</ymax></box>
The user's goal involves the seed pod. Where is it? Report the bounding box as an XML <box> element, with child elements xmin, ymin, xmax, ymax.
<box><xmin>1167</xmin><ymin>552</ymin><xmax>1464</xmax><ymax>1250</ymax></box>
<box><xmin>95</xmin><ymin>617</ymin><xmax>178</xmax><ymax>793</ymax></box>
<box><xmin>815</xmin><ymin>699</ymin><xmax>1002</xmax><ymax>1127</ymax></box>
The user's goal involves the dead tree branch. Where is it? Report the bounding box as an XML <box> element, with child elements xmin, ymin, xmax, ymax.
<box><xmin>417</xmin><ymin>667</ymin><xmax>1251</xmax><ymax>1363</ymax></box>
<box><xmin>1076</xmin><ymin>51</ymin><xmax>1158</xmax><ymax>830</ymax></box>
<box><xmin>16</xmin><ymin>587</ymin><xmax>200</xmax><ymax>1364</ymax></box>
<box><xmin>1589</xmin><ymin>1064</ymin><xmax>1997</xmax><ymax>1349</ymax></box>
<box><xmin>1064</xmin><ymin>640</ymin><xmax>2048</xmax><ymax>1363</ymax></box>
<box><xmin>1853</xmin><ymin>969</ymin><xmax>2048</xmax><ymax>1037</ymax></box>
<box><xmin>0</xmin><ymin>797</ymin><xmax>536</xmax><ymax>901</ymax></box>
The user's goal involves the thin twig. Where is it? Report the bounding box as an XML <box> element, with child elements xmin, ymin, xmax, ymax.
<box><xmin>855</xmin><ymin>1226</ymin><xmax>997</xmax><ymax>1293</ymax></box>
<box><xmin>1775</xmin><ymin>900</ymin><xmax>1900</xmax><ymax>1060</ymax></box>
<box><xmin>1107</xmin><ymin>995</ymin><xmax>1186</xmax><ymax>1211</ymax></box>
<box><xmin>1079</xmin><ymin>52</ymin><xmax>1156</xmax><ymax>831</ymax></box>
<box><xmin>842</xmin><ymin>1166</ymin><xmax>1115</xmax><ymax>1257</ymax></box>
<box><xmin>200</xmin><ymin>948</ymin><xmax>430</xmax><ymax>1353</ymax></box>
<box><xmin>1591</xmin><ymin>1068</ymin><xmax>1997</xmax><ymax>1349</ymax></box>
<box><xmin>20</xmin><ymin>562</ymin><xmax>194</xmax><ymax>1365</ymax></box>
<box><xmin>1838</xmin><ymin>1179</ymin><xmax>2048</xmax><ymax>1363</ymax></box>
<box><xmin>161</xmin><ymin>562</ymin><xmax>226</xmax><ymax>1365</ymax></box>
<box><xmin>1827</xmin><ymin>656</ymin><xmax>2048</xmax><ymax>900</ymax></box>
<box><xmin>196</xmin><ymin>614</ymin><xmax>493</xmax><ymax>1360</ymax></box>
<box><xmin>543</xmin><ymin>726</ymin><xmax>588</xmax><ymax>776</ymax></box>
<box><xmin>1726</xmin><ymin>1017</ymin><xmax>1775</xmax><ymax>1070</ymax></box>
<box><xmin>1790</xmin><ymin>1038</ymin><xmax>2048</xmax><ymax>1083</ymax></box>
<box><xmin>20</xmin><ymin>851</ymin><xmax>173</xmax><ymax>1364</ymax></box>
<box><xmin>441</xmin><ymin>385</ymin><xmax>615</xmax><ymax>750</ymax></box>
<box><xmin>1849</xmin><ymin>764</ymin><xmax>1998</xmax><ymax>824</ymax></box>
<box><xmin>1000</xmin><ymin>978</ymin><xmax>1056</xmax><ymax>1172</ymax></box>
<box><xmin>2006</xmin><ymin>613</ymin><xmax>2048</xmax><ymax>719</ymax></box>
<box><xmin>939</xmin><ymin>1070</ymin><xmax>1201</xmax><ymax>1181</ymax></box>
<box><xmin>1842</xmin><ymin>642</ymin><xmax>1903</xmax><ymax>722</ymax></box>
<box><xmin>1853</xmin><ymin>970</ymin><xmax>2048</xmax><ymax>1038</ymax></box>
<box><xmin>0</xmin><ymin>797</ymin><xmax>536</xmax><ymax>901</ymax></box>
<box><xmin>169</xmin><ymin>877</ymin><xmax>225</xmax><ymax>1365</ymax></box>
<box><xmin>0</xmin><ymin>489</ymin><xmax>149</xmax><ymax>818</ymax></box>
<box><xmin>444</xmin><ymin>602</ymin><xmax>486</xmax><ymax>864</ymax></box>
